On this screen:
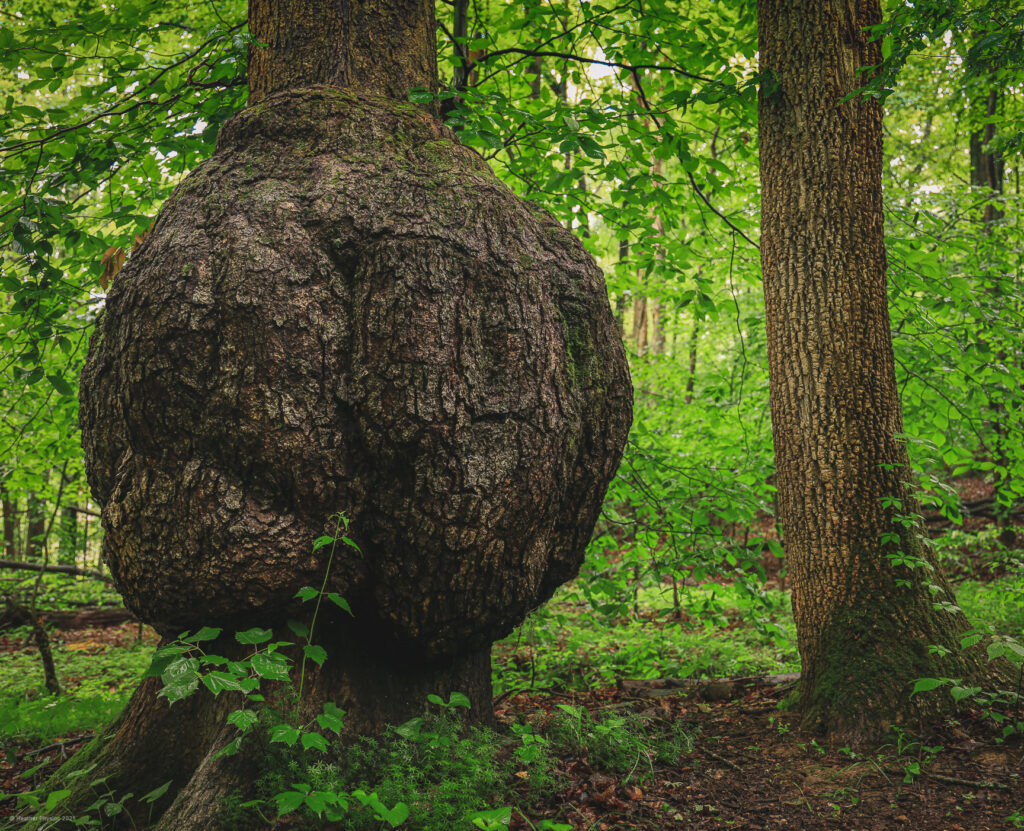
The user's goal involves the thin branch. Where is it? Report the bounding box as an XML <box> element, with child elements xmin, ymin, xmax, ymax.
<box><xmin>469</xmin><ymin>48</ymin><xmax>717</xmax><ymax>84</ymax></box>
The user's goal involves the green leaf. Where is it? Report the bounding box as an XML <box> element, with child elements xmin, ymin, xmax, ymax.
<box><xmin>183</xmin><ymin>627</ymin><xmax>222</xmax><ymax>643</ymax></box>
<box><xmin>304</xmin><ymin>791</ymin><xmax>329</xmax><ymax>815</ymax></box>
<box><xmin>269</xmin><ymin>725</ymin><xmax>300</xmax><ymax>746</ymax></box>
<box><xmin>251</xmin><ymin>652</ymin><xmax>291</xmax><ymax>681</ymax></box>
<box><xmin>407</xmin><ymin>88</ymin><xmax>434</xmax><ymax>103</ymax></box>
<box><xmin>448</xmin><ymin>692</ymin><xmax>471</xmax><ymax>709</ymax></box>
<box><xmin>326</xmin><ymin>593</ymin><xmax>352</xmax><ymax>615</ymax></box>
<box><xmin>381</xmin><ymin>801</ymin><xmax>410</xmax><ymax>827</ymax></box>
<box><xmin>316</xmin><ymin>705</ymin><xmax>345</xmax><ymax>734</ymax></box>
<box><xmin>477</xmin><ymin>130</ymin><xmax>503</xmax><ymax>150</ymax></box>
<box><xmin>143</xmin><ymin>647</ymin><xmax>187</xmax><ymax>679</ymax></box>
<box><xmin>235</xmin><ymin>627</ymin><xmax>273</xmax><ymax>645</ymax></box>
<box><xmin>44</xmin><ymin>789</ymin><xmax>71</xmax><ymax>813</ymax></box>
<box><xmin>274</xmin><ymin>789</ymin><xmax>306</xmax><ymax>815</ymax></box>
<box><xmin>287</xmin><ymin>619</ymin><xmax>310</xmax><ymax>638</ymax></box>
<box><xmin>312</xmin><ymin>535</ymin><xmax>334</xmax><ymax>551</ymax></box>
<box><xmin>394</xmin><ymin>717</ymin><xmax>423</xmax><ymax>740</ymax></box>
<box><xmin>46</xmin><ymin>374</ymin><xmax>74</xmax><ymax>396</ymax></box>
<box><xmin>303</xmin><ymin>644</ymin><xmax>327</xmax><ymax>666</ymax></box>
<box><xmin>295</xmin><ymin>587</ymin><xmax>318</xmax><ymax>602</ymax></box>
<box><xmin>227</xmin><ymin>709</ymin><xmax>258</xmax><ymax>733</ymax></box>
<box><xmin>300</xmin><ymin>732</ymin><xmax>328</xmax><ymax>752</ymax></box>
<box><xmin>911</xmin><ymin>678</ymin><xmax>946</xmax><ymax>695</ymax></box>
<box><xmin>201</xmin><ymin>671</ymin><xmax>247</xmax><ymax>695</ymax></box>
<box><xmin>139</xmin><ymin>781</ymin><xmax>172</xmax><ymax>804</ymax></box>
<box><xmin>160</xmin><ymin>678</ymin><xmax>199</xmax><ymax>705</ymax></box>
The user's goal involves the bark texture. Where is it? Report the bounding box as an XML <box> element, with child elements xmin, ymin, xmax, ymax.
<box><xmin>757</xmin><ymin>0</ymin><xmax>988</xmax><ymax>742</ymax></box>
<box><xmin>74</xmin><ymin>87</ymin><xmax>630</xmax><ymax>828</ymax></box>
<box><xmin>81</xmin><ymin>89</ymin><xmax>630</xmax><ymax>659</ymax></box>
<box><xmin>248</xmin><ymin>0</ymin><xmax>438</xmax><ymax>105</ymax></box>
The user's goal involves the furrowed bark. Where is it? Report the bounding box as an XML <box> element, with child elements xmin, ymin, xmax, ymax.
<box><xmin>757</xmin><ymin>0</ymin><xmax>998</xmax><ymax>743</ymax></box>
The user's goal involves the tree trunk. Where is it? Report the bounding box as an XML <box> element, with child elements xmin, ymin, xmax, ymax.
<box><xmin>59</xmin><ymin>475</ymin><xmax>77</xmax><ymax>567</ymax></box>
<box><xmin>970</xmin><ymin>88</ymin><xmax>1004</xmax><ymax>224</ymax></box>
<box><xmin>248</xmin><ymin>0</ymin><xmax>438</xmax><ymax>106</ymax></box>
<box><xmin>969</xmin><ymin>82</ymin><xmax>1013</xmax><ymax>522</ymax></box>
<box><xmin>25</xmin><ymin>491</ymin><xmax>46</xmax><ymax>561</ymax></box>
<box><xmin>757</xmin><ymin>0</ymin><xmax>992</xmax><ymax>743</ymax></box>
<box><xmin>68</xmin><ymin>0</ymin><xmax>631</xmax><ymax>824</ymax></box>
<box><xmin>683</xmin><ymin>316</ymin><xmax>699</xmax><ymax>405</ymax></box>
<box><xmin>1</xmin><ymin>486</ymin><xmax>17</xmax><ymax>560</ymax></box>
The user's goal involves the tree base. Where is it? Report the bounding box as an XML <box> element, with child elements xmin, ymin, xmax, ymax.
<box><xmin>44</xmin><ymin>638</ymin><xmax>493</xmax><ymax>830</ymax></box>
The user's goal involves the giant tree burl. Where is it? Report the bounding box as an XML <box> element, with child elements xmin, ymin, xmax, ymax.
<box><xmin>80</xmin><ymin>87</ymin><xmax>631</xmax><ymax>712</ymax></box>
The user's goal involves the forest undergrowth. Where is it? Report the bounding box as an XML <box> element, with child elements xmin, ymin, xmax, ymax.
<box><xmin>1</xmin><ymin>515</ymin><xmax>1021</xmax><ymax>830</ymax></box>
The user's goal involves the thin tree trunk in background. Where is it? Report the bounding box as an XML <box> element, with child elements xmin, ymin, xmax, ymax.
<box><xmin>452</xmin><ymin>0</ymin><xmax>470</xmax><ymax>93</ymax></box>
<box><xmin>970</xmin><ymin>88</ymin><xmax>1004</xmax><ymax>223</ymax></box>
<box><xmin>1</xmin><ymin>487</ymin><xmax>16</xmax><ymax>560</ymax></box>
<box><xmin>649</xmin><ymin>156</ymin><xmax>666</xmax><ymax>354</ymax></box>
<box><xmin>633</xmin><ymin>297</ymin><xmax>648</xmax><ymax>353</ymax></box>
<box><xmin>59</xmin><ymin>504</ymin><xmax>77</xmax><ymax>568</ymax></box>
<box><xmin>615</xmin><ymin>238</ymin><xmax>628</xmax><ymax>335</ymax></box>
<box><xmin>33</xmin><ymin>619</ymin><xmax>61</xmax><ymax>695</ymax></box>
<box><xmin>970</xmin><ymin>83</ymin><xmax>1013</xmax><ymax>525</ymax></box>
<box><xmin>758</xmin><ymin>0</ymin><xmax>991</xmax><ymax>742</ymax></box>
<box><xmin>684</xmin><ymin>317</ymin><xmax>700</xmax><ymax>404</ymax></box>
<box><xmin>25</xmin><ymin>492</ymin><xmax>45</xmax><ymax>562</ymax></box>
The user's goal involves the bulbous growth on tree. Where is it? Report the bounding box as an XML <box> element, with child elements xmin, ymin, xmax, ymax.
<box><xmin>81</xmin><ymin>86</ymin><xmax>631</xmax><ymax>664</ymax></box>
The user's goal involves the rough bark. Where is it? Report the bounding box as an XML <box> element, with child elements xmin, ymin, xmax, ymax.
<box><xmin>248</xmin><ymin>0</ymin><xmax>438</xmax><ymax>105</ymax></box>
<box><xmin>757</xmin><ymin>0</ymin><xmax>992</xmax><ymax>743</ymax></box>
<box><xmin>74</xmin><ymin>88</ymin><xmax>630</xmax><ymax>827</ymax></box>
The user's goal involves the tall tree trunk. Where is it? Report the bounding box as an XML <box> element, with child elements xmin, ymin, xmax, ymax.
<box><xmin>1</xmin><ymin>487</ymin><xmax>17</xmax><ymax>560</ymax></box>
<box><xmin>25</xmin><ymin>492</ymin><xmax>46</xmax><ymax>561</ymax></box>
<box><xmin>59</xmin><ymin>505</ymin><xmax>77</xmax><ymax>568</ymax></box>
<box><xmin>683</xmin><ymin>316</ymin><xmax>700</xmax><ymax>405</ymax></box>
<box><xmin>614</xmin><ymin>238</ymin><xmax>628</xmax><ymax>335</ymax></box>
<box><xmin>633</xmin><ymin>296</ymin><xmax>648</xmax><ymax>353</ymax></box>
<box><xmin>969</xmin><ymin>83</ymin><xmax>1013</xmax><ymax>523</ymax></box>
<box><xmin>757</xmin><ymin>0</ymin><xmax>992</xmax><ymax>742</ymax></box>
<box><xmin>970</xmin><ymin>88</ymin><xmax>1004</xmax><ymax>224</ymax></box>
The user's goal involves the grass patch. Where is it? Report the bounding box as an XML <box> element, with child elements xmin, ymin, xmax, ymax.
<box><xmin>956</xmin><ymin>571</ymin><xmax>1024</xmax><ymax>637</ymax></box>
<box><xmin>494</xmin><ymin>581</ymin><xmax>798</xmax><ymax>694</ymax></box>
<box><xmin>0</xmin><ymin>695</ymin><xmax>128</xmax><ymax>743</ymax></box>
<box><xmin>0</xmin><ymin>635</ymin><xmax>153</xmax><ymax>743</ymax></box>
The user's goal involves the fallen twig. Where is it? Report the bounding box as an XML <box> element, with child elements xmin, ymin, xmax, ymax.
<box><xmin>21</xmin><ymin>734</ymin><xmax>93</xmax><ymax>759</ymax></box>
<box><xmin>702</xmin><ymin>747</ymin><xmax>742</xmax><ymax>771</ymax></box>
<box><xmin>922</xmin><ymin>770</ymin><xmax>1010</xmax><ymax>790</ymax></box>
<box><xmin>0</xmin><ymin>559</ymin><xmax>112</xmax><ymax>583</ymax></box>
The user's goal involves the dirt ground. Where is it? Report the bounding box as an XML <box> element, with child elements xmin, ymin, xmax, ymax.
<box><xmin>497</xmin><ymin>680</ymin><xmax>1023</xmax><ymax>830</ymax></box>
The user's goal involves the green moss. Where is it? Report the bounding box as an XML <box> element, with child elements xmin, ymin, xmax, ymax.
<box><xmin>798</xmin><ymin>563</ymin><xmax>970</xmax><ymax>736</ymax></box>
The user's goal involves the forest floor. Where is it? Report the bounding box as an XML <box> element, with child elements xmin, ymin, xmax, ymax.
<box><xmin>495</xmin><ymin>681</ymin><xmax>1023</xmax><ymax>830</ymax></box>
<box><xmin>1</xmin><ymin>618</ymin><xmax>1021</xmax><ymax>829</ymax></box>
<box><xmin>1</xmin><ymin>481</ymin><xmax>1022</xmax><ymax>830</ymax></box>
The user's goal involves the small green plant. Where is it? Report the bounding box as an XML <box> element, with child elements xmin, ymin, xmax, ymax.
<box><xmin>544</xmin><ymin>704</ymin><xmax>656</xmax><ymax>782</ymax></box>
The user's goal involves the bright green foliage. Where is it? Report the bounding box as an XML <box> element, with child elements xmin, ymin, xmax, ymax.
<box><xmin>494</xmin><ymin>582</ymin><xmax>796</xmax><ymax>694</ymax></box>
